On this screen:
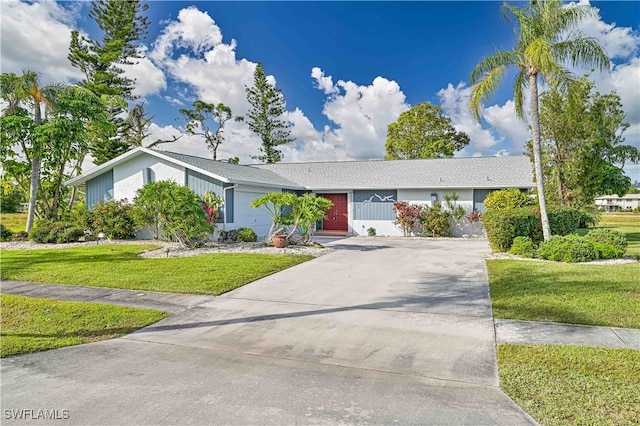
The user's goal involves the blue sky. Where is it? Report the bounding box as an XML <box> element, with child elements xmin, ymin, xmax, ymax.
<box><xmin>1</xmin><ymin>0</ymin><xmax>639</xmax><ymax>180</ymax></box>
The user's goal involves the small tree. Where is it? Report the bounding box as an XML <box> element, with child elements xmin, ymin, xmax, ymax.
<box><xmin>202</xmin><ymin>191</ymin><xmax>223</xmax><ymax>225</ymax></box>
<box><xmin>392</xmin><ymin>201</ymin><xmax>423</xmax><ymax>236</ymax></box>
<box><xmin>287</xmin><ymin>194</ymin><xmax>333</xmax><ymax>244</ymax></box>
<box><xmin>132</xmin><ymin>180</ymin><xmax>213</xmax><ymax>247</ymax></box>
<box><xmin>180</xmin><ymin>101</ymin><xmax>237</xmax><ymax>160</ymax></box>
<box><xmin>250</xmin><ymin>192</ymin><xmax>297</xmax><ymax>243</ymax></box>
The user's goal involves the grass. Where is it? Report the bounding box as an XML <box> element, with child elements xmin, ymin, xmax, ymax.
<box><xmin>577</xmin><ymin>213</ymin><xmax>640</xmax><ymax>256</ymax></box>
<box><xmin>1</xmin><ymin>212</ymin><xmax>27</xmax><ymax>233</ymax></box>
<box><xmin>0</xmin><ymin>245</ymin><xmax>313</xmax><ymax>295</ymax></box>
<box><xmin>487</xmin><ymin>260</ymin><xmax>640</xmax><ymax>328</ymax></box>
<box><xmin>498</xmin><ymin>344</ymin><xmax>640</xmax><ymax>425</ymax></box>
<box><xmin>0</xmin><ymin>294</ymin><xmax>170</xmax><ymax>357</ymax></box>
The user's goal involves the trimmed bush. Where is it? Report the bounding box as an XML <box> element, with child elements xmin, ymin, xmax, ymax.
<box><xmin>537</xmin><ymin>235</ymin><xmax>598</xmax><ymax>263</ymax></box>
<box><xmin>484</xmin><ymin>188</ymin><xmax>533</xmax><ymax>211</ymax></box>
<box><xmin>585</xmin><ymin>228</ymin><xmax>627</xmax><ymax>259</ymax></box>
<box><xmin>1</xmin><ymin>223</ymin><xmax>14</xmax><ymax>242</ymax></box>
<box><xmin>483</xmin><ymin>208</ymin><xmax>541</xmax><ymax>251</ymax></box>
<box><xmin>28</xmin><ymin>220</ymin><xmax>57</xmax><ymax>243</ymax></box>
<box><xmin>548</xmin><ymin>206</ymin><xmax>581</xmax><ymax>236</ymax></box>
<box><xmin>237</xmin><ymin>227</ymin><xmax>257</xmax><ymax>242</ymax></box>
<box><xmin>56</xmin><ymin>226</ymin><xmax>85</xmax><ymax>243</ymax></box>
<box><xmin>421</xmin><ymin>201</ymin><xmax>451</xmax><ymax>237</ymax></box>
<box><xmin>91</xmin><ymin>200</ymin><xmax>136</xmax><ymax>240</ymax></box>
<box><xmin>509</xmin><ymin>236</ymin><xmax>537</xmax><ymax>258</ymax></box>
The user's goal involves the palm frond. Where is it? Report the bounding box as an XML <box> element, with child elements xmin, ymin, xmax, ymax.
<box><xmin>469</xmin><ymin>64</ymin><xmax>507</xmax><ymax>122</ymax></box>
<box><xmin>513</xmin><ymin>70</ymin><xmax>527</xmax><ymax>120</ymax></box>
<box><xmin>552</xmin><ymin>35</ymin><xmax>610</xmax><ymax>72</ymax></box>
<box><xmin>470</xmin><ymin>50</ymin><xmax>517</xmax><ymax>84</ymax></box>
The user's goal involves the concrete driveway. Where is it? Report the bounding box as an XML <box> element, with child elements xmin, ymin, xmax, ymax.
<box><xmin>1</xmin><ymin>238</ymin><xmax>535</xmax><ymax>425</ymax></box>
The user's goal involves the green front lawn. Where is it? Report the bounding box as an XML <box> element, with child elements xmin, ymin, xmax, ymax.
<box><xmin>499</xmin><ymin>344</ymin><xmax>640</xmax><ymax>425</ymax></box>
<box><xmin>487</xmin><ymin>260</ymin><xmax>640</xmax><ymax>328</ymax></box>
<box><xmin>1</xmin><ymin>212</ymin><xmax>27</xmax><ymax>233</ymax></box>
<box><xmin>0</xmin><ymin>245</ymin><xmax>313</xmax><ymax>295</ymax></box>
<box><xmin>1</xmin><ymin>294</ymin><xmax>170</xmax><ymax>357</ymax></box>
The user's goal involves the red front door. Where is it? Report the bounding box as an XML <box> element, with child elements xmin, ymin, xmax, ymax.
<box><xmin>321</xmin><ymin>193</ymin><xmax>348</xmax><ymax>231</ymax></box>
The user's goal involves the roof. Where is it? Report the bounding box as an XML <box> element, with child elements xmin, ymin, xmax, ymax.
<box><xmin>156</xmin><ymin>150</ymin><xmax>301</xmax><ymax>189</ymax></box>
<box><xmin>65</xmin><ymin>147</ymin><xmax>302</xmax><ymax>189</ymax></box>
<box><xmin>595</xmin><ymin>194</ymin><xmax>640</xmax><ymax>200</ymax></box>
<box><xmin>256</xmin><ymin>155</ymin><xmax>535</xmax><ymax>190</ymax></box>
<box><xmin>66</xmin><ymin>148</ymin><xmax>534</xmax><ymax>191</ymax></box>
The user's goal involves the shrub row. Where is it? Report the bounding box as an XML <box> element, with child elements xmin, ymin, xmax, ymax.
<box><xmin>484</xmin><ymin>206</ymin><xmax>582</xmax><ymax>252</ymax></box>
<box><xmin>28</xmin><ymin>221</ymin><xmax>86</xmax><ymax>244</ymax></box>
<box><xmin>508</xmin><ymin>229</ymin><xmax>628</xmax><ymax>263</ymax></box>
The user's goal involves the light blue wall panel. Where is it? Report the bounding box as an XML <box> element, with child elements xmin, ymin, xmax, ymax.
<box><xmin>353</xmin><ymin>190</ymin><xmax>397</xmax><ymax>220</ymax></box>
<box><xmin>86</xmin><ymin>170</ymin><xmax>113</xmax><ymax>208</ymax></box>
<box><xmin>185</xmin><ymin>170</ymin><xmax>232</xmax><ymax>222</ymax></box>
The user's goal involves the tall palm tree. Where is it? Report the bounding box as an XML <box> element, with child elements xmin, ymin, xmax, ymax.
<box><xmin>469</xmin><ymin>0</ymin><xmax>609</xmax><ymax>241</ymax></box>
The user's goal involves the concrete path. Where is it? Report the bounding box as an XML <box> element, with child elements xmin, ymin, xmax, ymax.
<box><xmin>496</xmin><ymin>319</ymin><xmax>640</xmax><ymax>349</ymax></box>
<box><xmin>1</xmin><ymin>280</ymin><xmax>213</xmax><ymax>314</ymax></box>
<box><xmin>1</xmin><ymin>239</ymin><xmax>536</xmax><ymax>425</ymax></box>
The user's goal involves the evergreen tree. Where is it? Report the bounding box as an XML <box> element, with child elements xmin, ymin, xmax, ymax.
<box><xmin>245</xmin><ymin>63</ymin><xmax>294</xmax><ymax>163</ymax></box>
<box><xmin>68</xmin><ymin>0</ymin><xmax>150</xmax><ymax>164</ymax></box>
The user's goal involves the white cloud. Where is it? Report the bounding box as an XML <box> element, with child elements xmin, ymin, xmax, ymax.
<box><xmin>120</xmin><ymin>47</ymin><xmax>166</xmax><ymax>97</ymax></box>
<box><xmin>0</xmin><ymin>0</ymin><xmax>83</xmax><ymax>83</ymax></box>
<box><xmin>149</xmin><ymin>6</ymin><xmax>255</xmax><ymax>115</ymax></box>
<box><xmin>313</xmin><ymin>69</ymin><xmax>410</xmax><ymax>160</ymax></box>
<box><xmin>437</xmin><ymin>82</ymin><xmax>503</xmax><ymax>156</ymax></box>
<box><xmin>483</xmin><ymin>100</ymin><xmax>531</xmax><ymax>153</ymax></box>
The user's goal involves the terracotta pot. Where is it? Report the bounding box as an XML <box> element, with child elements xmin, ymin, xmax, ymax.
<box><xmin>272</xmin><ymin>234</ymin><xmax>288</xmax><ymax>248</ymax></box>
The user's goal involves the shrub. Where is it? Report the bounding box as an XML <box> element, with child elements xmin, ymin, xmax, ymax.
<box><xmin>577</xmin><ymin>206</ymin><xmax>600</xmax><ymax>228</ymax></box>
<box><xmin>237</xmin><ymin>228</ymin><xmax>257</xmax><ymax>242</ymax></box>
<box><xmin>585</xmin><ymin>228</ymin><xmax>627</xmax><ymax>259</ymax></box>
<box><xmin>28</xmin><ymin>220</ymin><xmax>57</xmax><ymax>243</ymax></box>
<box><xmin>367</xmin><ymin>227</ymin><xmax>377</xmax><ymax>237</ymax></box>
<box><xmin>133</xmin><ymin>181</ymin><xmax>213</xmax><ymax>247</ymax></box>
<box><xmin>537</xmin><ymin>235</ymin><xmax>598</xmax><ymax>263</ymax></box>
<box><xmin>1</xmin><ymin>183</ymin><xmax>25</xmax><ymax>213</ymax></box>
<box><xmin>547</xmin><ymin>206</ymin><xmax>581</xmax><ymax>236</ymax></box>
<box><xmin>484</xmin><ymin>188</ymin><xmax>533</xmax><ymax>211</ymax></box>
<box><xmin>1</xmin><ymin>223</ymin><xmax>13</xmax><ymax>242</ymax></box>
<box><xmin>91</xmin><ymin>200</ymin><xmax>135</xmax><ymax>240</ymax></box>
<box><xmin>421</xmin><ymin>201</ymin><xmax>451</xmax><ymax>237</ymax></box>
<box><xmin>393</xmin><ymin>201</ymin><xmax>423</xmax><ymax>236</ymax></box>
<box><xmin>56</xmin><ymin>226</ymin><xmax>85</xmax><ymax>243</ymax></box>
<box><xmin>12</xmin><ymin>231</ymin><xmax>29</xmax><ymax>241</ymax></box>
<box><xmin>69</xmin><ymin>202</ymin><xmax>93</xmax><ymax>230</ymax></box>
<box><xmin>218</xmin><ymin>229</ymin><xmax>238</xmax><ymax>243</ymax></box>
<box><xmin>509</xmin><ymin>236</ymin><xmax>537</xmax><ymax>258</ymax></box>
<box><xmin>483</xmin><ymin>208</ymin><xmax>541</xmax><ymax>251</ymax></box>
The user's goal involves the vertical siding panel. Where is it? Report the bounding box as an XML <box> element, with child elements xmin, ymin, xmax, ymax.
<box><xmin>185</xmin><ymin>170</ymin><xmax>229</xmax><ymax>222</ymax></box>
<box><xmin>353</xmin><ymin>190</ymin><xmax>397</xmax><ymax>220</ymax></box>
<box><xmin>86</xmin><ymin>170</ymin><xmax>114</xmax><ymax>208</ymax></box>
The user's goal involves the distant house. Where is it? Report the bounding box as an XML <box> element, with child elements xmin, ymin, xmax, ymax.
<box><xmin>595</xmin><ymin>194</ymin><xmax>640</xmax><ymax>212</ymax></box>
<box><xmin>65</xmin><ymin>148</ymin><xmax>534</xmax><ymax>237</ymax></box>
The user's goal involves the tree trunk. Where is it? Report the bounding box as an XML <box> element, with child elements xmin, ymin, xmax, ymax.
<box><xmin>529</xmin><ymin>73</ymin><xmax>551</xmax><ymax>241</ymax></box>
<box><xmin>25</xmin><ymin>101</ymin><xmax>42</xmax><ymax>233</ymax></box>
<box><xmin>553</xmin><ymin>141</ymin><xmax>565</xmax><ymax>205</ymax></box>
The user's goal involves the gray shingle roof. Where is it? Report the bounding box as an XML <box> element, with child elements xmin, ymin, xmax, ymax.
<box><xmin>155</xmin><ymin>150</ymin><xmax>302</xmax><ymax>189</ymax></box>
<box><xmin>255</xmin><ymin>156</ymin><xmax>534</xmax><ymax>190</ymax></box>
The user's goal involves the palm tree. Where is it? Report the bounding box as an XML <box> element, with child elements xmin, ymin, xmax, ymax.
<box><xmin>1</xmin><ymin>71</ymin><xmax>59</xmax><ymax>232</ymax></box>
<box><xmin>469</xmin><ymin>0</ymin><xmax>609</xmax><ymax>241</ymax></box>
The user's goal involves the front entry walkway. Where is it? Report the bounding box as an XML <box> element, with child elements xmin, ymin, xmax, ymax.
<box><xmin>1</xmin><ymin>239</ymin><xmax>536</xmax><ymax>425</ymax></box>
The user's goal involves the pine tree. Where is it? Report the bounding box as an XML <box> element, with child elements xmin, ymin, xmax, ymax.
<box><xmin>68</xmin><ymin>0</ymin><xmax>150</xmax><ymax>164</ymax></box>
<box><xmin>245</xmin><ymin>63</ymin><xmax>294</xmax><ymax>163</ymax></box>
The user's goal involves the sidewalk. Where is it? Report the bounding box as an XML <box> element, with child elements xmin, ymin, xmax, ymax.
<box><xmin>2</xmin><ymin>280</ymin><xmax>638</xmax><ymax>349</ymax></box>
<box><xmin>0</xmin><ymin>280</ymin><xmax>214</xmax><ymax>314</ymax></box>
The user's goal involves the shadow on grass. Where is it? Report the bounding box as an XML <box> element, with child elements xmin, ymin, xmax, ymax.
<box><xmin>2</xmin><ymin>326</ymin><xmax>145</xmax><ymax>340</ymax></box>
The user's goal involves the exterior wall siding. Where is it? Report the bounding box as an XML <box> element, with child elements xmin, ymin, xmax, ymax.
<box><xmin>352</xmin><ymin>190</ymin><xmax>397</xmax><ymax>220</ymax></box>
<box><xmin>185</xmin><ymin>169</ymin><xmax>232</xmax><ymax>222</ymax></box>
<box><xmin>86</xmin><ymin>170</ymin><xmax>114</xmax><ymax>208</ymax></box>
<box><xmin>113</xmin><ymin>155</ymin><xmax>185</xmax><ymax>202</ymax></box>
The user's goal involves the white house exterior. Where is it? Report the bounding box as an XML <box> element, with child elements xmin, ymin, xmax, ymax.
<box><xmin>66</xmin><ymin>148</ymin><xmax>535</xmax><ymax>238</ymax></box>
<box><xmin>595</xmin><ymin>194</ymin><xmax>640</xmax><ymax>212</ymax></box>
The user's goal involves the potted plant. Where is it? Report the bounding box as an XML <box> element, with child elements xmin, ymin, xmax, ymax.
<box><xmin>272</xmin><ymin>233</ymin><xmax>288</xmax><ymax>248</ymax></box>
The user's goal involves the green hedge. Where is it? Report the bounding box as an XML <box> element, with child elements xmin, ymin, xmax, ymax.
<box><xmin>537</xmin><ymin>235</ymin><xmax>599</xmax><ymax>263</ymax></box>
<box><xmin>585</xmin><ymin>229</ymin><xmax>627</xmax><ymax>259</ymax></box>
<box><xmin>484</xmin><ymin>208</ymin><xmax>541</xmax><ymax>251</ymax></box>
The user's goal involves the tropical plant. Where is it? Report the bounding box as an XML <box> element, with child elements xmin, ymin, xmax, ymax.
<box><xmin>469</xmin><ymin>0</ymin><xmax>610</xmax><ymax>241</ymax></box>
<box><xmin>132</xmin><ymin>181</ymin><xmax>213</xmax><ymax>246</ymax></box>
<box><xmin>287</xmin><ymin>194</ymin><xmax>333</xmax><ymax>244</ymax></box>
<box><xmin>421</xmin><ymin>201</ymin><xmax>452</xmax><ymax>237</ymax></box>
<box><xmin>392</xmin><ymin>201</ymin><xmax>423</xmax><ymax>236</ymax></box>
<box><xmin>249</xmin><ymin>192</ymin><xmax>297</xmax><ymax>243</ymax></box>
<box><xmin>202</xmin><ymin>191</ymin><xmax>223</xmax><ymax>225</ymax></box>
<box><xmin>484</xmin><ymin>188</ymin><xmax>533</xmax><ymax>211</ymax></box>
